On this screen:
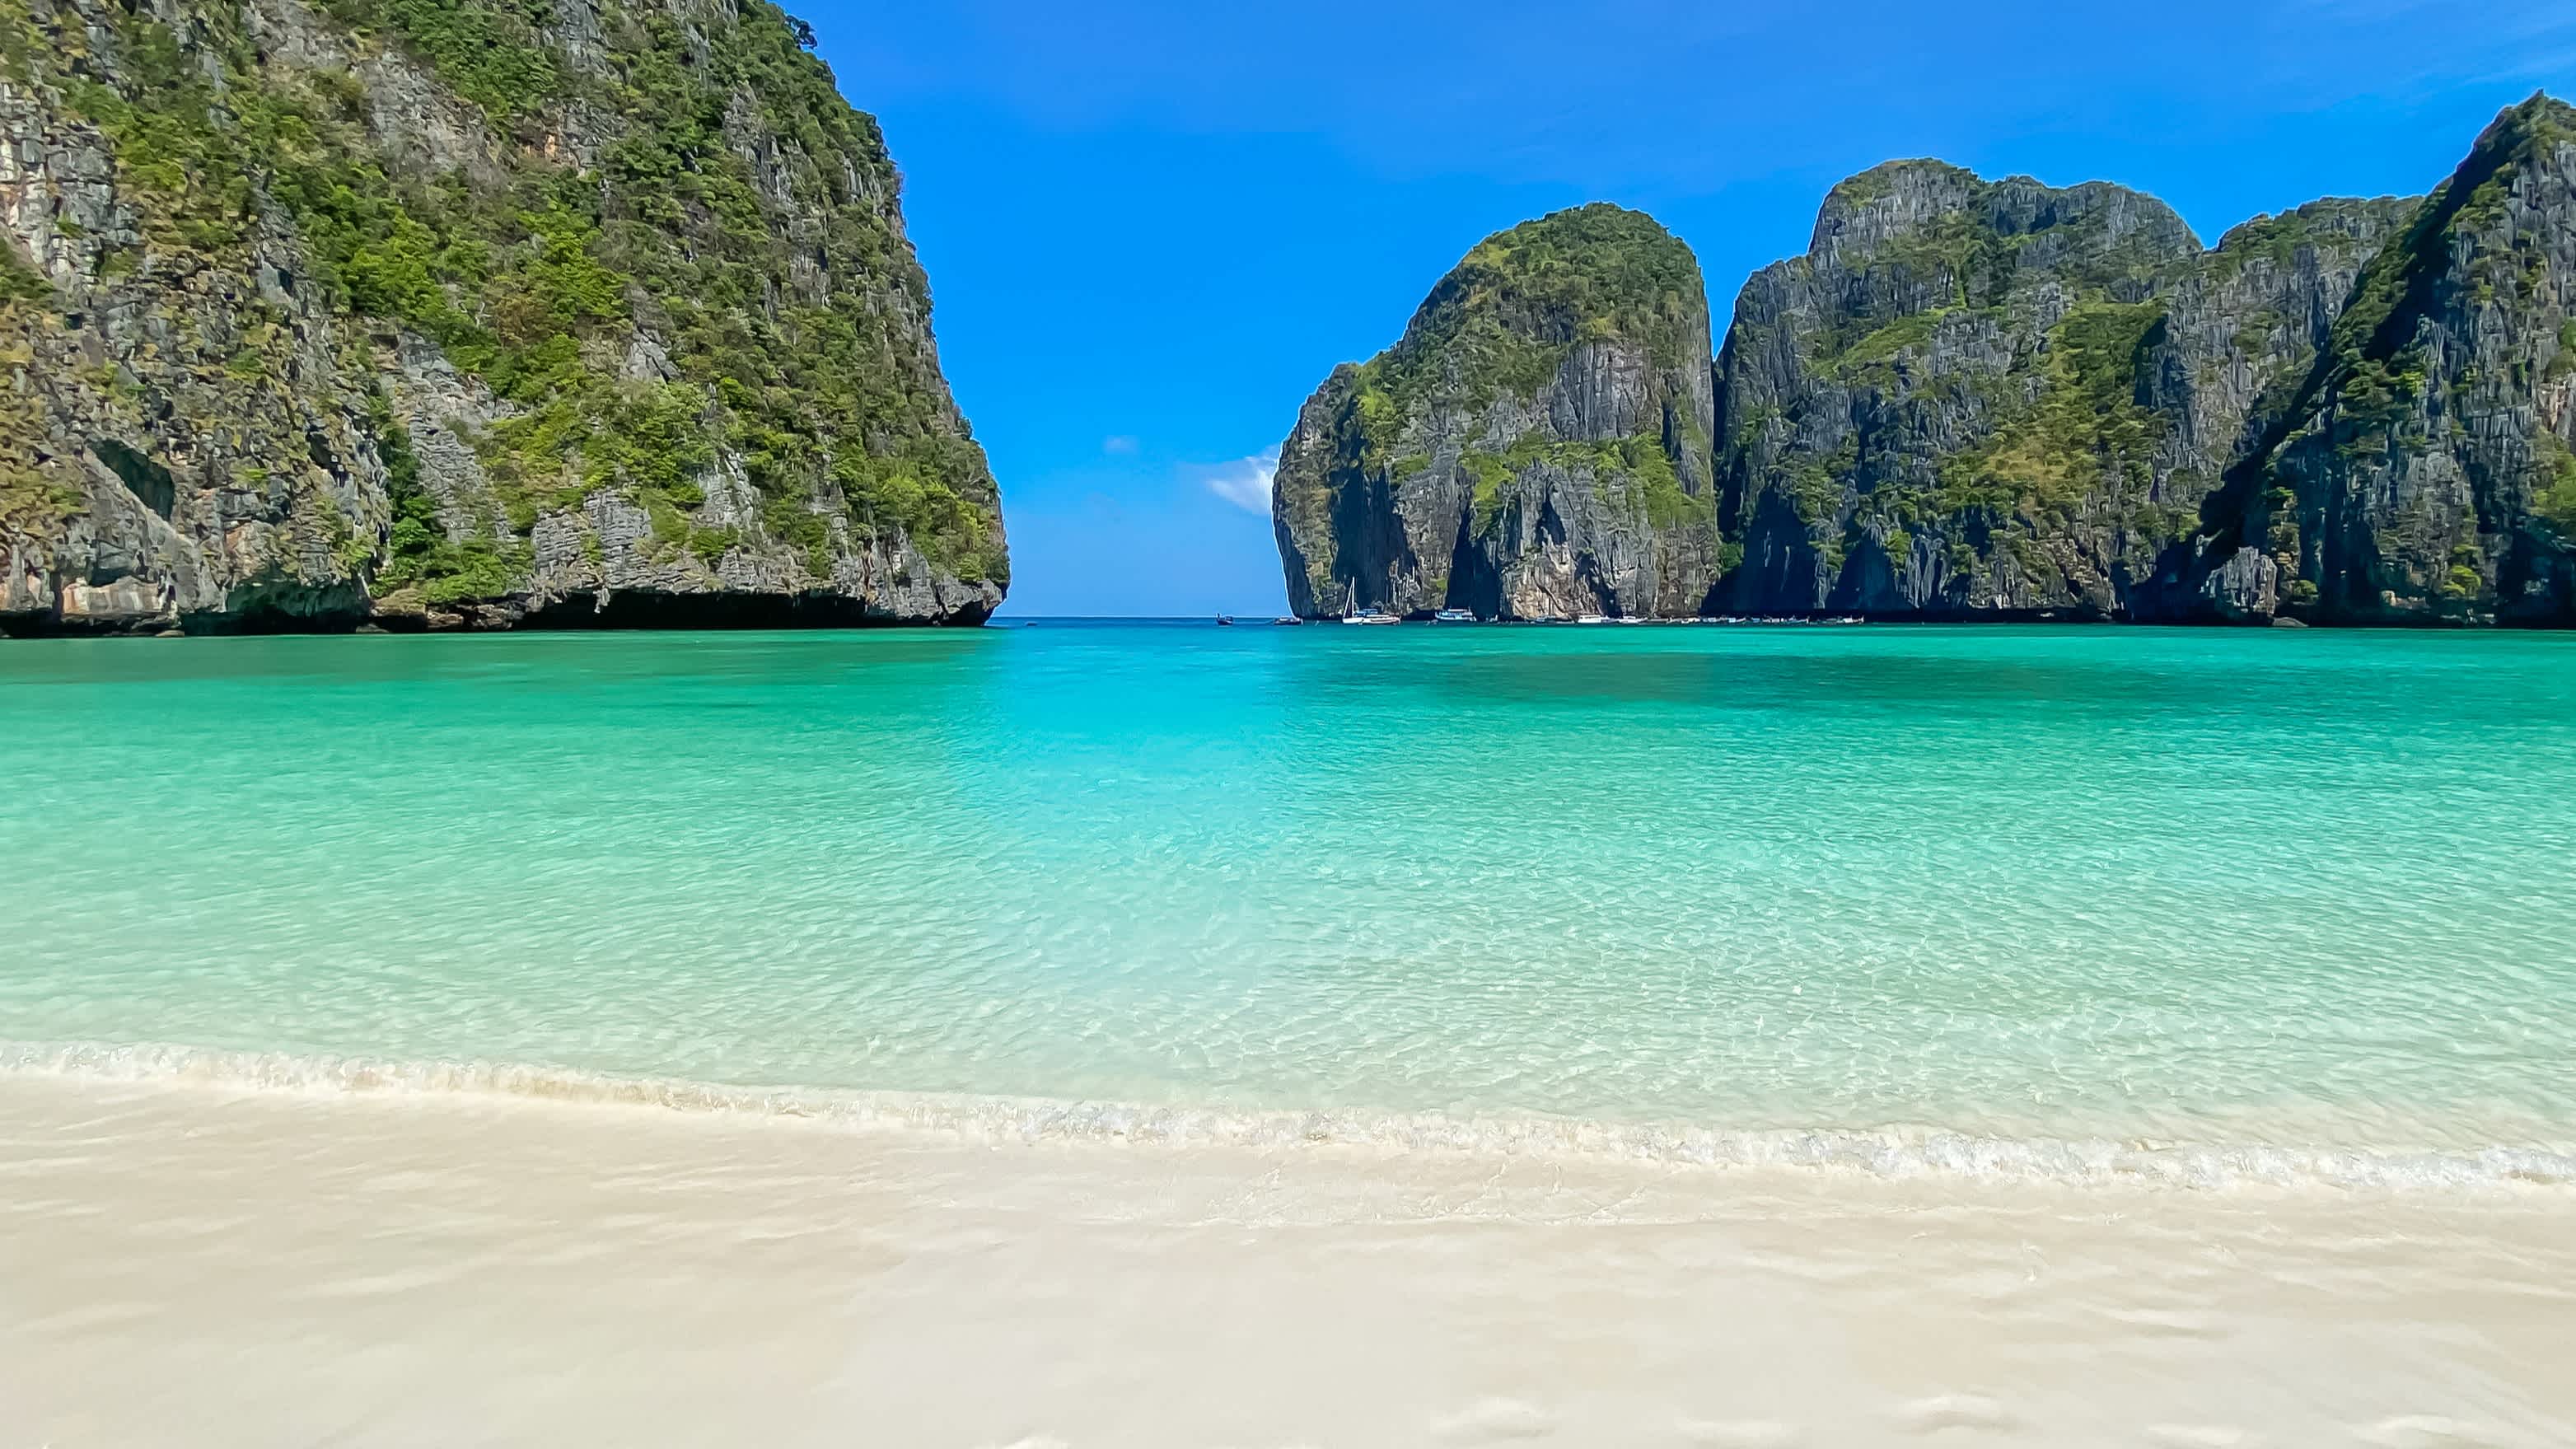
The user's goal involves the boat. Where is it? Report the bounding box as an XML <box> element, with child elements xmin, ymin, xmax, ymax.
<box><xmin>1433</xmin><ymin>609</ymin><xmax>1476</xmax><ymax>623</ymax></box>
<box><xmin>1338</xmin><ymin>583</ymin><xmax>1400</xmax><ymax>624</ymax></box>
<box><xmin>1574</xmin><ymin>614</ymin><xmax>1611</xmax><ymax>624</ymax></box>
<box><xmin>1215</xmin><ymin>616</ymin><xmax>1234</xmax><ymax>626</ymax></box>
<box><xmin>1271</xmin><ymin>616</ymin><xmax>1303</xmax><ymax>626</ymax></box>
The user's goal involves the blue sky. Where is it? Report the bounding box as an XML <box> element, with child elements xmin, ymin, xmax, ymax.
<box><xmin>813</xmin><ymin>1</ymin><xmax>2576</xmax><ymax>617</ymax></box>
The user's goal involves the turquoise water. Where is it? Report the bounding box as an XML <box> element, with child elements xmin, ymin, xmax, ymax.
<box><xmin>3</xmin><ymin>623</ymin><xmax>2573</xmax><ymax>1174</ymax></box>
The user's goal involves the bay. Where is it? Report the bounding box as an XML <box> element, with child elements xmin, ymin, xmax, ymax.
<box><xmin>3</xmin><ymin>622</ymin><xmax>2571</xmax><ymax>1173</ymax></box>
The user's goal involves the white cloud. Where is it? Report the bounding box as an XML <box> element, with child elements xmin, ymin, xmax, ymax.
<box><xmin>1101</xmin><ymin>434</ymin><xmax>1139</xmax><ymax>456</ymax></box>
<box><xmin>1191</xmin><ymin>448</ymin><xmax>1279</xmax><ymax>514</ymax></box>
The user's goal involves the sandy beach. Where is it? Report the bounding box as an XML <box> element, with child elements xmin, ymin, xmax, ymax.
<box><xmin>8</xmin><ymin>0</ymin><xmax>2576</xmax><ymax>1433</ymax></box>
<box><xmin>2</xmin><ymin>1070</ymin><xmax>2570</xmax><ymax>1448</ymax></box>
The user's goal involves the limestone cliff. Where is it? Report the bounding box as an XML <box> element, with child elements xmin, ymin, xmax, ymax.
<box><xmin>1</xmin><ymin>0</ymin><xmax>1004</xmax><ymax>634</ymax></box>
<box><xmin>1713</xmin><ymin>167</ymin><xmax>2409</xmax><ymax>618</ymax></box>
<box><xmin>2148</xmin><ymin>95</ymin><xmax>2576</xmax><ymax>624</ymax></box>
<box><xmin>1271</xmin><ymin>203</ymin><xmax>1720</xmax><ymax>619</ymax></box>
<box><xmin>1276</xmin><ymin>96</ymin><xmax>2576</xmax><ymax>627</ymax></box>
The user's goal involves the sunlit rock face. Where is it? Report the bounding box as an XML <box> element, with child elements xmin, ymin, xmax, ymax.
<box><xmin>1277</xmin><ymin>94</ymin><xmax>2576</xmax><ymax>627</ymax></box>
<box><xmin>1</xmin><ymin>0</ymin><xmax>1004</xmax><ymax>635</ymax></box>
<box><xmin>1272</xmin><ymin>203</ymin><xmax>1721</xmax><ymax>620</ymax></box>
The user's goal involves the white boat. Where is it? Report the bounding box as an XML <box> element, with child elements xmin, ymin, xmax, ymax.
<box><xmin>1574</xmin><ymin>615</ymin><xmax>1611</xmax><ymax>624</ymax></box>
<box><xmin>1433</xmin><ymin>609</ymin><xmax>1476</xmax><ymax>623</ymax></box>
<box><xmin>1338</xmin><ymin>585</ymin><xmax>1399</xmax><ymax>624</ymax></box>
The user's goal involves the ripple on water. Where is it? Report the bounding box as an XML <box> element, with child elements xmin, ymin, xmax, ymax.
<box><xmin>1</xmin><ymin>626</ymin><xmax>2572</xmax><ymax>1162</ymax></box>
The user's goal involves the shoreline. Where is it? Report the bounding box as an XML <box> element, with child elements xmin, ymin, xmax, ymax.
<box><xmin>15</xmin><ymin>613</ymin><xmax>2576</xmax><ymax>638</ymax></box>
<box><xmin>4</xmin><ymin>1069</ymin><xmax>2574</xmax><ymax>1446</ymax></box>
<box><xmin>7</xmin><ymin>1038</ymin><xmax>2573</xmax><ymax>1194</ymax></box>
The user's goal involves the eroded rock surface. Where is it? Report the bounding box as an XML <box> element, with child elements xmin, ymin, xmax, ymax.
<box><xmin>1275</xmin><ymin>96</ymin><xmax>2576</xmax><ymax>626</ymax></box>
<box><xmin>1272</xmin><ymin>204</ymin><xmax>1720</xmax><ymax>620</ymax></box>
<box><xmin>2149</xmin><ymin>96</ymin><xmax>2576</xmax><ymax>624</ymax></box>
<box><xmin>1</xmin><ymin>0</ymin><xmax>1003</xmax><ymax>634</ymax></box>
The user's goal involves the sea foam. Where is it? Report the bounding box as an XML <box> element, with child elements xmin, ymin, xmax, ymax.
<box><xmin>5</xmin><ymin>1039</ymin><xmax>2570</xmax><ymax>1193</ymax></box>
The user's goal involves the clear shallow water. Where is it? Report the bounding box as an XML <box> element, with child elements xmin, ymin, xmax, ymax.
<box><xmin>3</xmin><ymin>623</ymin><xmax>2573</xmax><ymax>1171</ymax></box>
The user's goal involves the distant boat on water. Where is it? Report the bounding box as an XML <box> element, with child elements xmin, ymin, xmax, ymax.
<box><xmin>1434</xmin><ymin>609</ymin><xmax>1476</xmax><ymax>623</ymax></box>
<box><xmin>1339</xmin><ymin>585</ymin><xmax>1400</xmax><ymax>624</ymax></box>
<box><xmin>1574</xmin><ymin>614</ymin><xmax>1611</xmax><ymax>624</ymax></box>
<box><xmin>1272</xmin><ymin>615</ymin><xmax>1302</xmax><ymax>626</ymax></box>
<box><xmin>1215</xmin><ymin>616</ymin><xmax>1234</xmax><ymax>626</ymax></box>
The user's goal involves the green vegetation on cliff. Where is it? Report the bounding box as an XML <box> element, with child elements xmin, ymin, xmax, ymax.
<box><xmin>9</xmin><ymin>0</ymin><xmax>1001</xmax><ymax>616</ymax></box>
<box><xmin>0</xmin><ymin>241</ymin><xmax>46</xmax><ymax>310</ymax></box>
<box><xmin>1456</xmin><ymin>432</ymin><xmax>1705</xmax><ymax>538</ymax></box>
<box><xmin>2539</xmin><ymin>434</ymin><xmax>2576</xmax><ymax>535</ymax></box>
<box><xmin>1353</xmin><ymin>203</ymin><xmax>1704</xmax><ymax>460</ymax></box>
<box><xmin>1936</xmin><ymin>300</ymin><xmax>2169</xmax><ymax>523</ymax></box>
<box><xmin>0</xmin><ymin>389</ymin><xmax>77</xmax><ymax>536</ymax></box>
<box><xmin>2304</xmin><ymin>96</ymin><xmax>2571</xmax><ymax>451</ymax></box>
<box><xmin>2211</xmin><ymin>92</ymin><xmax>2576</xmax><ymax>621</ymax></box>
<box><xmin>1281</xmin><ymin>96</ymin><xmax>2573</xmax><ymax>625</ymax></box>
<box><xmin>371</xmin><ymin>407</ymin><xmax>526</xmax><ymax>605</ymax></box>
<box><xmin>1727</xmin><ymin>188</ymin><xmax>2184</xmax><ymax>595</ymax></box>
<box><xmin>2206</xmin><ymin>198</ymin><xmax>2401</xmax><ymax>283</ymax></box>
<box><xmin>1270</xmin><ymin>202</ymin><xmax>1718</xmax><ymax>619</ymax></box>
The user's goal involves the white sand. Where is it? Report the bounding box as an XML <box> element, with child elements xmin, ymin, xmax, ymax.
<box><xmin>2</xmin><ymin>1072</ymin><xmax>2571</xmax><ymax>1447</ymax></box>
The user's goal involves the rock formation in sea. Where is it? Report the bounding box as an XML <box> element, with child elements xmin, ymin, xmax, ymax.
<box><xmin>1274</xmin><ymin>95</ymin><xmax>2576</xmax><ymax>625</ymax></box>
<box><xmin>1</xmin><ymin>0</ymin><xmax>1004</xmax><ymax>634</ymax></box>
<box><xmin>2150</xmin><ymin>96</ymin><xmax>2576</xmax><ymax>624</ymax></box>
<box><xmin>1270</xmin><ymin>203</ymin><xmax>1722</xmax><ymax>620</ymax></box>
<box><xmin>1715</xmin><ymin>171</ymin><xmax>2409</xmax><ymax>619</ymax></box>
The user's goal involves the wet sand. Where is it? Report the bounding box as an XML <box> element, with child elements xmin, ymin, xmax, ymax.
<box><xmin>2</xmin><ymin>1072</ymin><xmax>2571</xmax><ymax>1447</ymax></box>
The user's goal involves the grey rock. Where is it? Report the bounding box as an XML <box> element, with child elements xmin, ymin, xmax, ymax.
<box><xmin>1279</xmin><ymin>100</ymin><xmax>2576</xmax><ymax>629</ymax></box>
<box><xmin>1273</xmin><ymin>203</ymin><xmax>1720</xmax><ymax>619</ymax></box>
<box><xmin>1714</xmin><ymin>159</ymin><xmax>2410</xmax><ymax>619</ymax></box>
<box><xmin>1</xmin><ymin>0</ymin><xmax>1004</xmax><ymax>637</ymax></box>
<box><xmin>2144</xmin><ymin>96</ymin><xmax>2576</xmax><ymax>624</ymax></box>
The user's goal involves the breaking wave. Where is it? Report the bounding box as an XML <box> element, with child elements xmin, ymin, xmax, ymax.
<box><xmin>5</xmin><ymin>1039</ymin><xmax>2571</xmax><ymax>1192</ymax></box>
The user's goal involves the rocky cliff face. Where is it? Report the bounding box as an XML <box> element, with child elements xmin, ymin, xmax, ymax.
<box><xmin>2148</xmin><ymin>96</ymin><xmax>2576</xmax><ymax>624</ymax></box>
<box><xmin>1</xmin><ymin>0</ymin><xmax>1003</xmax><ymax>634</ymax></box>
<box><xmin>1271</xmin><ymin>203</ymin><xmax>1721</xmax><ymax>619</ymax></box>
<box><xmin>1716</xmin><ymin>162</ymin><xmax>2200</xmax><ymax>616</ymax></box>
<box><xmin>1716</xmin><ymin>166</ymin><xmax>2410</xmax><ymax>619</ymax></box>
<box><xmin>1275</xmin><ymin>96</ymin><xmax>2575</xmax><ymax>626</ymax></box>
